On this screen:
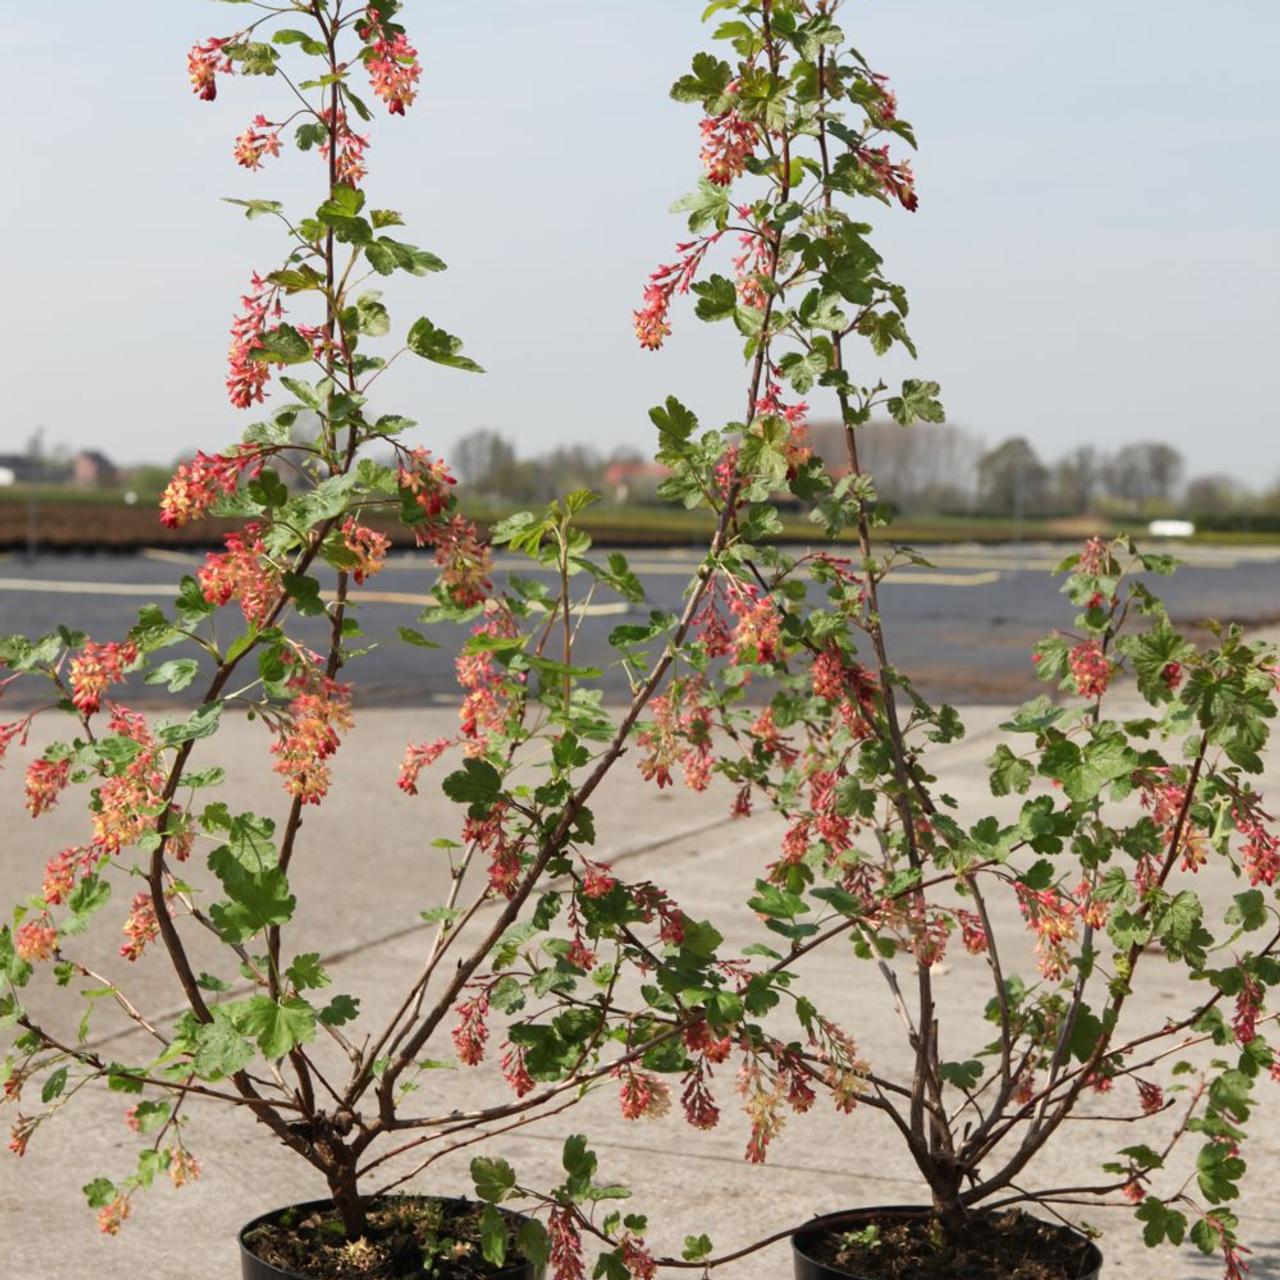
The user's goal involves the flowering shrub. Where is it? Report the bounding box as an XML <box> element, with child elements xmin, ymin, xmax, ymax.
<box><xmin>4</xmin><ymin>5</ymin><xmax>1277</xmax><ymax>1280</ymax></box>
<box><xmin>616</xmin><ymin>3</ymin><xmax>1280</xmax><ymax>1276</ymax></box>
<box><xmin>1</xmin><ymin>4</ymin><xmax>747</xmax><ymax>1273</ymax></box>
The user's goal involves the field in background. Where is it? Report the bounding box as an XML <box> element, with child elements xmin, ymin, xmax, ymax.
<box><xmin>7</xmin><ymin>487</ymin><xmax>1275</xmax><ymax>551</ymax></box>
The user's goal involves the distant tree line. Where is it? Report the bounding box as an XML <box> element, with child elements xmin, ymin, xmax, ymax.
<box><xmin>447</xmin><ymin>425</ymin><xmax>1274</xmax><ymax>523</ymax></box>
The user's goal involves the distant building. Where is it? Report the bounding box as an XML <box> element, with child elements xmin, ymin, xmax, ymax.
<box><xmin>0</xmin><ymin>453</ymin><xmax>57</xmax><ymax>484</ymax></box>
<box><xmin>603</xmin><ymin>459</ymin><xmax>670</xmax><ymax>504</ymax></box>
<box><xmin>71</xmin><ymin>450</ymin><xmax>119</xmax><ymax>489</ymax></box>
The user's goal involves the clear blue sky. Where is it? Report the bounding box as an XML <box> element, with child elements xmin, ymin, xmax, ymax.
<box><xmin>3</xmin><ymin>2</ymin><xmax>1277</xmax><ymax>485</ymax></box>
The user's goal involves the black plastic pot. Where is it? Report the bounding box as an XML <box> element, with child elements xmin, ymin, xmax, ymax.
<box><xmin>791</xmin><ymin>1206</ymin><xmax>1103</xmax><ymax>1280</ymax></box>
<box><xmin>239</xmin><ymin>1196</ymin><xmax>539</xmax><ymax>1280</ymax></box>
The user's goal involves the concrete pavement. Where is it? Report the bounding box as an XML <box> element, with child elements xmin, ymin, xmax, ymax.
<box><xmin>3</xmin><ymin>679</ymin><xmax>1280</xmax><ymax>1278</ymax></box>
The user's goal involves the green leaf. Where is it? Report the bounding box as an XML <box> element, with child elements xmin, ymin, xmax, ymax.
<box><xmin>1136</xmin><ymin>1196</ymin><xmax>1186</xmax><ymax>1247</ymax></box>
<box><xmin>318</xmin><ymin>994</ymin><xmax>360</xmax><ymax>1027</ymax></box>
<box><xmin>351</xmin><ymin>291</ymin><xmax>390</xmax><ymax>337</ymax></box>
<box><xmin>223</xmin><ymin>197</ymin><xmax>284</xmax><ymax>221</ymax></box>
<box><xmin>41</xmin><ymin>1066</ymin><xmax>68</xmax><ymax>1103</ymax></box>
<box><xmin>316</xmin><ymin>186</ymin><xmax>371</xmax><ymax>244</ymax></box>
<box><xmin>240</xmin><ymin>995</ymin><xmax>317</xmax><ymax>1060</ymax></box>
<box><xmin>886</xmin><ymin>379</ymin><xmax>944</xmax><ymax>426</ymax></box>
<box><xmin>367</xmin><ymin>237</ymin><xmax>446</xmax><ymax>276</ymax></box>
<box><xmin>192</xmin><ymin>1012</ymin><xmax>255</xmax><ymax>1080</ymax></box>
<box><xmin>247</xmin><ymin>468</ymin><xmax>290</xmax><ymax>509</ymax></box>
<box><xmin>692</xmin><ymin>274</ymin><xmax>737</xmax><ymax>322</ymax></box>
<box><xmin>83</xmin><ymin>1178</ymin><xmax>116</xmax><ymax>1209</ymax></box>
<box><xmin>282</xmin><ymin>571</ymin><xmax>325</xmax><ymax>617</ymax></box>
<box><xmin>226</xmin><ymin>40</ymin><xmax>278</xmax><ymax>75</ymax></box>
<box><xmin>516</xmin><ymin>1219</ymin><xmax>550</xmax><ymax>1272</ymax></box>
<box><xmin>145</xmin><ymin>658</ymin><xmax>200</xmax><ymax>693</ymax></box>
<box><xmin>1190</xmin><ymin>1216</ymin><xmax>1225</xmax><ymax>1255</ymax></box>
<box><xmin>285</xmin><ymin>953</ymin><xmax>330</xmax><ymax>990</ymax></box>
<box><xmin>682</xmin><ymin>1235</ymin><xmax>714</xmax><ymax>1263</ymax></box>
<box><xmin>670</xmin><ymin>52</ymin><xmax>734</xmax><ymax>112</ymax></box>
<box><xmin>670</xmin><ymin>177</ymin><xmax>731</xmax><ymax>233</ymax></box>
<box><xmin>207</xmin><ymin>845</ymin><xmax>295</xmax><ymax>943</ymax></box>
<box><xmin>648</xmin><ymin>397</ymin><xmax>699</xmax><ymax>455</ymax></box>
<box><xmin>442</xmin><ymin>758</ymin><xmax>503</xmax><ymax>818</ymax></box>
<box><xmin>128</xmin><ymin>1100</ymin><xmax>171</xmax><ymax>1135</ymax></box>
<box><xmin>471</xmin><ymin>1156</ymin><xmax>516</xmax><ymax>1204</ymax></box>
<box><xmin>478</xmin><ymin>1203</ymin><xmax>507</xmax><ymax>1267</ymax></box>
<box><xmin>937</xmin><ymin>1060</ymin><xmax>983</xmax><ymax>1090</ymax></box>
<box><xmin>159</xmin><ymin>701</ymin><xmax>223</xmax><ymax>747</ymax></box>
<box><xmin>1197</xmin><ymin>1140</ymin><xmax>1246</xmax><ymax>1203</ymax></box>
<box><xmin>406</xmin><ymin>317</ymin><xmax>483</xmax><ymax>373</ymax></box>
<box><xmin>561</xmin><ymin>1133</ymin><xmax>598</xmax><ymax>1200</ymax></box>
<box><xmin>1226</xmin><ymin>890</ymin><xmax>1267</xmax><ymax>933</ymax></box>
<box><xmin>272</xmin><ymin>27</ymin><xmax>327</xmax><ymax>55</ymax></box>
<box><xmin>252</xmin><ymin>324</ymin><xmax>313</xmax><ymax>366</ymax></box>
<box><xmin>987</xmin><ymin>743</ymin><xmax>1033</xmax><ymax>796</ymax></box>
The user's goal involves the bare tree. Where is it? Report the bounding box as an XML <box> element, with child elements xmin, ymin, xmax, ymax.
<box><xmin>976</xmin><ymin>436</ymin><xmax>1049</xmax><ymax>517</ymax></box>
<box><xmin>807</xmin><ymin>419</ymin><xmax>981</xmax><ymax>513</ymax></box>
<box><xmin>1101</xmin><ymin>441</ymin><xmax>1184</xmax><ymax>505</ymax></box>
<box><xmin>1183</xmin><ymin>472</ymin><xmax>1249</xmax><ymax>517</ymax></box>
<box><xmin>1052</xmin><ymin>445</ymin><xmax>1101</xmax><ymax>514</ymax></box>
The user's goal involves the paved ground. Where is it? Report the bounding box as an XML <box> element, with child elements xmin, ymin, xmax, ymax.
<box><xmin>3</xmin><ymin>657</ymin><xmax>1280</xmax><ymax>1276</ymax></box>
<box><xmin>2</xmin><ymin>543</ymin><xmax>1278</xmax><ymax>708</ymax></box>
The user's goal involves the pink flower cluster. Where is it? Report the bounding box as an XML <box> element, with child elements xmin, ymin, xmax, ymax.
<box><xmin>1078</xmin><ymin>536</ymin><xmax>1110</xmax><ymax>576</ymax></box>
<box><xmin>160</xmin><ymin>449</ymin><xmax>258</xmax><ymax>528</ymax></box>
<box><xmin>615</xmin><ymin>1066</ymin><xmax>671</xmax><ymax>1121</ymax></box>
<box><xmin>1016</xmin><ymin>884</ymin><xmax>1078</xmax><ymax>981</ymax></box>
<box><xmin>451</xmin><ymin>989</ymin><xmax>490</xmax><ymax>1066</ymax></box>
<box><xmin>857</xmin><ymin>144</ymin><xmax>918</xmax><ymax>211</ymax></box>
<box><xmin>120</xmin><ymin>891</ymin><xmax>162</xmax><ymax>963</ymax></box>
<box><xmin>1069</xmin><ymin>639</ymin><xmax>1110</xmax><ymax>699</ymax></box>
<box><xmin>396</xmin><ymin>737</ymin><xmax>450</xmax><ymax>795</ymax></box>
<box><xmin>549</xmin><ymin>1206</ymin><xmax>585</xmax><ymax>1280</ymax></box>
<box><xmin>198</xmin><ymin>526</ymin><xmax>280</xmax><ymax>627</ymax></box>
<box><xmin>359</xmin><ymin>10</ymin><xmax>422</xmax><ymax>115</ymax></box>
<box><xmin>321</xmin><ymin>107</ymin><xmax>371</xmax><ymax>187</ymax></box>
<box><xmin>464</xmin><ymin>806</ymin><xmax>523</xmax><ymax>899</ymax></box>
<box><xmin>42</xmin><ymin>846</ymin><xmax>102</xmax><ymax>906</ymax></box>
<box><xmin>271</xmin><ymin>655</ymin><xmax>354</xmax><ymax>805</ymax></box>
<box><xmin>24</xmin><ymin>758</ymin><xmax>70</xmax><ymax>818</ymax></box>
<box><xmin>396</xmin><ymin>449</ymin><xmax>494</xmax><ymax>607</ymax></box>
<box><xmin>955</xmin><ymin>908</ymin><xmax>990</xmax><ymax>954</ymax></box>
<box><xmin>0</xmin><ymin>716</ymin><xmax>30</xmax><ymax>767</ymax></box>
<box><xmin>14</xmin><ymin>918</ymin><xmax>58</xmax><ymax>964</ymax></box>
<box><xmin>733</xmin><ymin>221</ymin><xmax>773</xmax><ymax>309</ymax></box>
<box><xmin>1234</xmin><ymin>971</ymin><xmax>1263</xmax><ymax>1044</ymax></box>
<box><xmin>1236</xmin><ymin>799</ymin><xmax>1280</xmax><ymax>886</ymax></box>
<box><xmin>341</xmin><ymin>519</ymin><xmax>390</xmax><ymax>584</ymax></box>
<box><xmin>233</xmin><ymin>114</ymin><xmax>282</xmax><ymax>170</ymax></box>
<box><xmin>187</xmin><ymin>37</ymin><xmax>230</xmax><ymax>101</ymax></box>
<box><xmin>728</xmin><ymin>586</ymin><xmax>781</xmax><ymax>667</ymax></box>
<box><xmin>455</xmin><ymin>612</ymin><xmax>520</xmax><ymax>753</ymax></box>
<box><xmin>398</xmin><ymin>447</ymin><xmax>456</xmax><ymax>519</ymax></box>
<box><xmin>633</xmin><ymin>233</ymin><xmax>721</xmax><ymax>351</ymax></box>
<box><xmin>680</xmin><ymin>1019</ymin><xmax>731</xmax><ymax>1130</ymax></box>
<box><xmin>500</xmin><ymin>1046</ymin><xmax>535</xmax><ymax>1098</ymax></box>
<box><xmin>227</xmin><ymin>274</ymin><xmax>284</xmax><ymax>409</ymax></box>
<box><xmin>699</xmin><ymin>109</ymin><xmax>757</xmax><ymax>186</ymax></box>
<box><xmin>69</xmin><ymin>640</ymin><xmax>138</xmax><ymax>716</ymax></box>
<box><xmin>635</xmin><ymin>679</ymin><xmax>713</xmax><ymax>791</ymax></box>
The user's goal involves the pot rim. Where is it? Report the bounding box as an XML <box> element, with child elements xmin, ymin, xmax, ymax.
<box><xmin>238</xmin><ymin>1194</ymin><xmax>536</xmax><ymax>1280</ymax></box>
<box><xmin>790</xmin><ymin>1204</ymin><xmax>1103</xmax><ymax>1278</ymax></box>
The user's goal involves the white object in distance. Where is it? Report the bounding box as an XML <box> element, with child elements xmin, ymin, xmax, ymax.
<box><xmin>1148</xmin><ymin>519</ymin><xmax>1196</xmax><ymax>538</ymax></box>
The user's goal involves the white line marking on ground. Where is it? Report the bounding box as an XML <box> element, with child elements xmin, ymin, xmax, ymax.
<box><xmin>0</xmin><ymin>578</ymin><xmax>637</xmax><ymax>616</ymax></box>
<box><xmin>0</xmin><ymin>578</ymin><xmax>160</xmax><ymax>597</ymax></box>
<box><xmin>881</xmin><ymin>570</ymin><xmax>1002</xmax><ymax>587</ymax></box>
<box><xmin>141</xmin><ymin>547</ymin><xmax>199</xmax><ymax>566</ymax></box>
